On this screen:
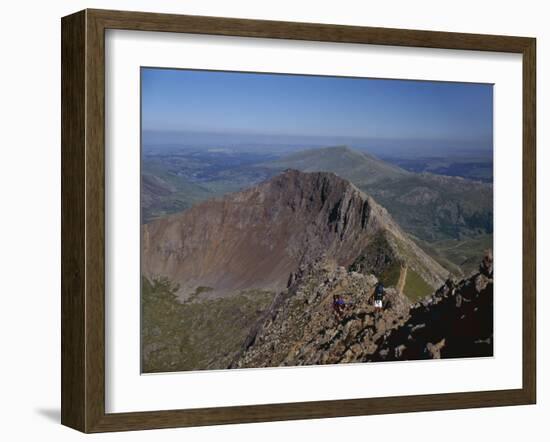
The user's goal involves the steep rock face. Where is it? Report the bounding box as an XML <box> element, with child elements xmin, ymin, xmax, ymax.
<box><xmin>142</xmin><ymin>170</ymin><xmax>447</xmax><ymax>298</ymax></box>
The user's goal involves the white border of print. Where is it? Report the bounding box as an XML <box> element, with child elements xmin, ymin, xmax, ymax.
<box><xmin>105</xmin><ymin>29</ymin><xmax>522</xmax><ymax>413</ymax></box>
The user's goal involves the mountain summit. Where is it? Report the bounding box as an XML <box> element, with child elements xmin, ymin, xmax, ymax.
<box><xmin>142</xmin><ymin>169</ymin><xmax>448</xmax><ymax>300</ymax></box>
<box><xmin>264</xmin><ymin>146</ymin><xmax>409</xmax><ymax>186</ymax></box>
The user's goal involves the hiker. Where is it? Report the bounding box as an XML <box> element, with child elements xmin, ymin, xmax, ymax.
<box><xmin>332</xmin><ymin>294</ymin><xmax>346</xmax><ymax>319</ymax></box>
<box><xmin>374</xmin><ymin>282</ymin><xmax>385</xmax><ymax>309</ymax></box>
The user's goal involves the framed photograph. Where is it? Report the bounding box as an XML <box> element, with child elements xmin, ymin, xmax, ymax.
<box><xmin>61</xmin><ymin>9</ymin><xmax>536</xmax><ymax>433</ymax></box>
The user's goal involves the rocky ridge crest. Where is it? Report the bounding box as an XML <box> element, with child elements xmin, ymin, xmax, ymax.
<box><xmin>231</xmin><ymin>252</ymin><xmax>493</xmax><ymax>367</ymax></box>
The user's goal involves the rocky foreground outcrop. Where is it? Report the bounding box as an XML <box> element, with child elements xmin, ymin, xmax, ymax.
<box><xmin>368</xmin><ymin>251</ymin><xmax>493</xmax><ymax>361</ymax></box>
<box><xmin>231</xmin><ymin>253</ymin><xmax>493</xmax><ymax>368</ymax></box>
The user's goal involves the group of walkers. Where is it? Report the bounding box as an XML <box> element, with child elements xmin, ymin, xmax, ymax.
<box><xmin>331</xmin><ymin>282</ymin><xmax>385</xmax><ymax>321</ymax></box>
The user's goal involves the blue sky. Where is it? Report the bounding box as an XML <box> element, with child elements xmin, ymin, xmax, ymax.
<box><xmin>141</xmin><ymin>67</ymin><xmax>493</xmax><ymax>150</ymax></box>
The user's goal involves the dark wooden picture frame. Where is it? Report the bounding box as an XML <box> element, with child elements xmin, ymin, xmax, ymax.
<box><xmin>61</xmin><ymin>9</ymin><xmax>536</xmax><ymax>433</ymax></box>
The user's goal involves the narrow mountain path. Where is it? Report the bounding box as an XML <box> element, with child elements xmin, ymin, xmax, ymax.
<box><xmin>440</xmin><ymin>241</ymin><xmax>466</xmax><ymax>251</ymax></box>
<box><xmin>396</xmin><ymin>265</ymin><xmax>408</xmax><ymax>296</ymax></box>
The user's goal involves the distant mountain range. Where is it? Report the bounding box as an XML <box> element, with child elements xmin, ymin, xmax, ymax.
<box><xmin>142</xmin><ymin>146</ymin><xmax>493</xmax><ymax>237</ymax></box>
<box><xmin>141</xmin><ymin>145</ymin><xmax>493</xmax><ymax>276</ymax></box>
<box><xmin>264</xmin><ymin>146</ymin><xmax>493</xmax><ymax>242</ymax></box>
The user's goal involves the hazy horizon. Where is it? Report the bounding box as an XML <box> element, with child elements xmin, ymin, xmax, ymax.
<box><xmin>141</xmin><ymin>68</ymin><xmax>493</xmax><ymax>157</ymax></box>
<box><xmin>142</xmin><ymin>128</ymin><xmax>493</xmax><ymax>158</ymax></box>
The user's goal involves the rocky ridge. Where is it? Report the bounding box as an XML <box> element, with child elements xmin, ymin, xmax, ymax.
<box><xmin>231</xmin><ymin>252</ymin><xmax>493</xmax><ymax>368</ymax></box>
<box><xmin>142</xmin><ymin>169</ymin><xmax>448</xmax><ymax>299</ymax></box>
